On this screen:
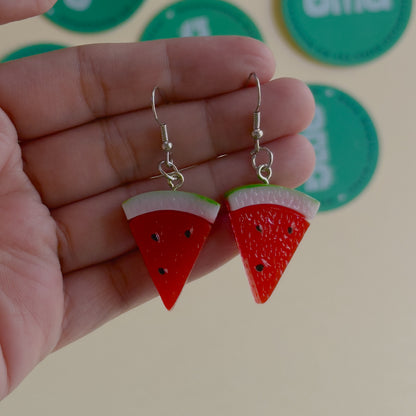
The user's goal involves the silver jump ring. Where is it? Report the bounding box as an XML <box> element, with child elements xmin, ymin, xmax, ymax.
<box><xmin>158</xmin><ymin>160</ymin><xmax>184</xmax><ymax>191</ymax></box>
<box><xmin>251</xmin><ymin>146</ymin><xmax>273</xmax><ymax>184</ymax></box>
<box><xmin>256</xmin><ymin>164</ymin><xmax>272</xmax><ymax>185</ymax></box>
<box><xmin>251</xmin><ymin>146</ymin><xmax>274</xmax><ymax>169</ymax></box>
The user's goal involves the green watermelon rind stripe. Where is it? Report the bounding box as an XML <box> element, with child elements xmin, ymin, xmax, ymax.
<box><xmin>123</xmin><ymin>190</ymin><xmax>220</xmax><ymax>224</ymax></box>
<box><xmin>226</xmin><ymin>184</ymin><xmax>320</xmax><ymax>221</ymax></box>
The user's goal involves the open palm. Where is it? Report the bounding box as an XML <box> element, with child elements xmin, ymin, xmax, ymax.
<box><xmin>0</xmin><ymin>2</ymin><xmax>315</xmax><ymax>401</ymax></box>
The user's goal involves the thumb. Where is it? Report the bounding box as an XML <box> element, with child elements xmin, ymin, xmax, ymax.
<box><xmin>0</xmin><ymin>0</ymin><xmax>57</xmax><ymax>24</ymax></box>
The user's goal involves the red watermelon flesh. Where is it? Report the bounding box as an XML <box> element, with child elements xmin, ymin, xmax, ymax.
<box><xmin>229</xmin><ymin>204</ymin><xmax>309</xmax><ymax>303</ymax></box>
<box><xmin>226</xmin><ymin>185</ymin><xmax>319</xmax><ymax>304</ymax></box>
<box><xmin>123</xmin><ymin>191</ymin><xmax>220</xmax><ymax>310</ymax></box>
<box><xmin>128</xmin><ymin>210</ymin><xmax>212</xmax><ymax>310</ymax></box>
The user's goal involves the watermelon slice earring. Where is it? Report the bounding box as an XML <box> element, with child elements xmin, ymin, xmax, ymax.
<box><xmin>225</xmin><ymin>73</ymin><xmax>320</xmax><ymax>304</ymax></box>
<box><xmin>122</xmin><ymin>87</ymin><xmax>220</xmax><ymax>310</ymax></box>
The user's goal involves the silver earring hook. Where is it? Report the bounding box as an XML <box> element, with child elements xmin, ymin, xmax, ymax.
<box><xmin>151</xmin><ymin>86</ymin><xmax>184</xmax><ymax>191</ymax></box>
<box><xmin>248</xmin><ymin>72</ymin><xmax>262</xmax><ymax>113</ymax></box>
<box><xmin>248</xmin><ymin>73</ymin><xmax>273</xmax><ymax>185</ymax></box>
<box><xmin>152</xmin><ymin>86</ymin><xmax>165</xmax><ymax>127</ymax></box>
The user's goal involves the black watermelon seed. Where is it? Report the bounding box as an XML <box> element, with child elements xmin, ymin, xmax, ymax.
<box><xmin>255</xmin><ymin>264</ymin><xmax>264</xmax><ymax>272</ymax></box>
<box><xmin>287</xmin><ymin>227</ymin><xmax>293</xmax><ymax>234</ymax></box>
<box><xmin>256</xmin><ymin>225</ymin><xmax>263</xmax><ymax>232</ymax></box>
<box><xmin>151</xmin><ymin>233</ymin><xmax>160</xmax><ymax>242</ymax></box>
<box><xmin>184</xmin><ymin>229</ymin><xmax>192</xmax><ymax>238</ymax></box>
<box><xmin>158</xmin><ymin>268</ymin><xmax>167</xmax><ymax>275</ymax></box>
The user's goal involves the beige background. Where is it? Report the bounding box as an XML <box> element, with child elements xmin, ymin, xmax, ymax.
<box><xmin>1</xmin><ymin>1</ymin><xmax>415</xmax><ymax>415</ymax></box>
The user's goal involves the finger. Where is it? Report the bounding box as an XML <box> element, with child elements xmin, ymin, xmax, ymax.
<box><xmin>53</xmin><ymin>134</ymin><xmax>315</xmax><ymax>274</ymax></box>
<box><xmin>23</xmin><ymin>78</ymin><xmax>314</xmax><ymax>208</ymax></box>
<box><xmin>0</xmin><ymin>37</ymin><xmax>274</xmax><ymax>139</ymax></box>
<box><xmin>0</xmin><ymin>0</ymin><xmax>56</xmax><ymax>24</ymax></box>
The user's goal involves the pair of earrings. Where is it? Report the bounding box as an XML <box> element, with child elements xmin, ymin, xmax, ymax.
<box><xmin>122</xmin><ymin>73</ymin><xmax>319</xmax><ymax>310</ymax></box>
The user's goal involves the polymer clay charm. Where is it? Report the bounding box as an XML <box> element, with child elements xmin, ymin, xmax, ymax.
<box><xmin>123</xmin><ymin>190</ymin><xmax>219</xmax><ymax>310</ymax></box>
<box><xmin>226</xmin><ymin>184</ymin><xmax>319</xmax><ymax>303</ymax></box>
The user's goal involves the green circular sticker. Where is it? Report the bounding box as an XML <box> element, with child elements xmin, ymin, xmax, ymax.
<box><xmin>297</xmin><ymin>85</ymin><xmax>379</xmax><ymax>211</ymax></box>
<box><xmin>1</xmin><ymin>43</ymin><xmax>66</xmax><ymax>62</ymax></box>
<box><xmin>44</xmin><ymin>0</ymin><xmax>145</xmax><ymax>33</ymax></box>
<box><xmin>282</xmin><ymin>0</ymin><xmax>412</xmax><ymax>65</ymax></box>
<box><xmin>141</xmin><ymin>0</ymin><xmax>263</xmax><ymax>41</ymax></box>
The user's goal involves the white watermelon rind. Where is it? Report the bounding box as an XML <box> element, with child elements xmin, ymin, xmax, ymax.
<box><xmin>226</xmin><ymin>184</ymin><xmax>320</xmax><ymax>221</ymax></box>
<box><xmin>123</xmin><ymin>190</ymin><xmax>220</xmax><ymax>224</ymax></box>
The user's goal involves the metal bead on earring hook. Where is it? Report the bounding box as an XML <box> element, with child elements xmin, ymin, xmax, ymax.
<box><xmin>152</xmin><ymin>86</ymin><xmax>184</xmax><ymax>190</ymax></box>
<box><xmin>248</xmin><ymin>73</ymin><xmax>273</xmax><ymax>185</ymax></box>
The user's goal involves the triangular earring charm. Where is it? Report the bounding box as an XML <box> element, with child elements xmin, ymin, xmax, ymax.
<box><xmin>226</xmin><ymin>184</ymin><xmax>319</xmax><ymax>303</ymax></box>
<box><xmin>123</xmin><ymin>191</ymin><xmax>219</xmax><ymax>310</ymax></box>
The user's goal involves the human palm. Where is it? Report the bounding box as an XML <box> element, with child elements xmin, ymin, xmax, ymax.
<box><xmin>0</xmin><ymin>1</ymin><xmax>315</xmax><ymax>401</ymax></box>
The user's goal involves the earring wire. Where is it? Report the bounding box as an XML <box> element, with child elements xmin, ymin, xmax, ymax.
<box><xmin>152</xmin><ymin>86</ymin><xmax>184</xmax><ymax>191</ymax></box>
<box><xmin>248</xmin><ymin>73</ymin><xmax>273</xmax><ymax>185</ymax></box>
<box><xmin>248</xmin><ymin>72</ymin><xmax>262</xmax><ymax>113</ymax></box>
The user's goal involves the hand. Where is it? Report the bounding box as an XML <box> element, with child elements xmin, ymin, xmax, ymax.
<box><xmin>0</xmin><ymin>0</ymin><xmax>315</xmax><ymax>399</ymax></box>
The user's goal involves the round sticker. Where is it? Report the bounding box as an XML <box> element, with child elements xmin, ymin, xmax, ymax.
<box><xmin>282</xmin><ymin>0</ymin><xmax>412</xmax><ymax>65</ymax></box>
<box><xmin>1</xmin><ymin>43</ymin><xmax>66</xmax><ymax>62</ymax></box>
<box><xmin>44</xmin><ymin>0</ymin><xmax>145</xmax><ymax>33</ymax></box>
<box><xmin>141</xmin><ymin>0</ymin><xmax>263</xmax><ymax>41</ymax></box>
<box><xmin>297</xmin><ymin>85</ymin><xmax>379</xmax><ymax>211</ymax></box>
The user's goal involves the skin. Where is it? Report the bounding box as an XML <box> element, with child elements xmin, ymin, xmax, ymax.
<box><xmin>0</xmin><ymin>0</ymin><xmax>315</xmax><ymax>399</ymax></box>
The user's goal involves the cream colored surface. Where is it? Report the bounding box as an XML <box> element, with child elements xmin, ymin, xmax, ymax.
<box><xmin>1</xmin><ymin>1</ymin><xmax>415</xmax><ymax>415</ymax></box>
